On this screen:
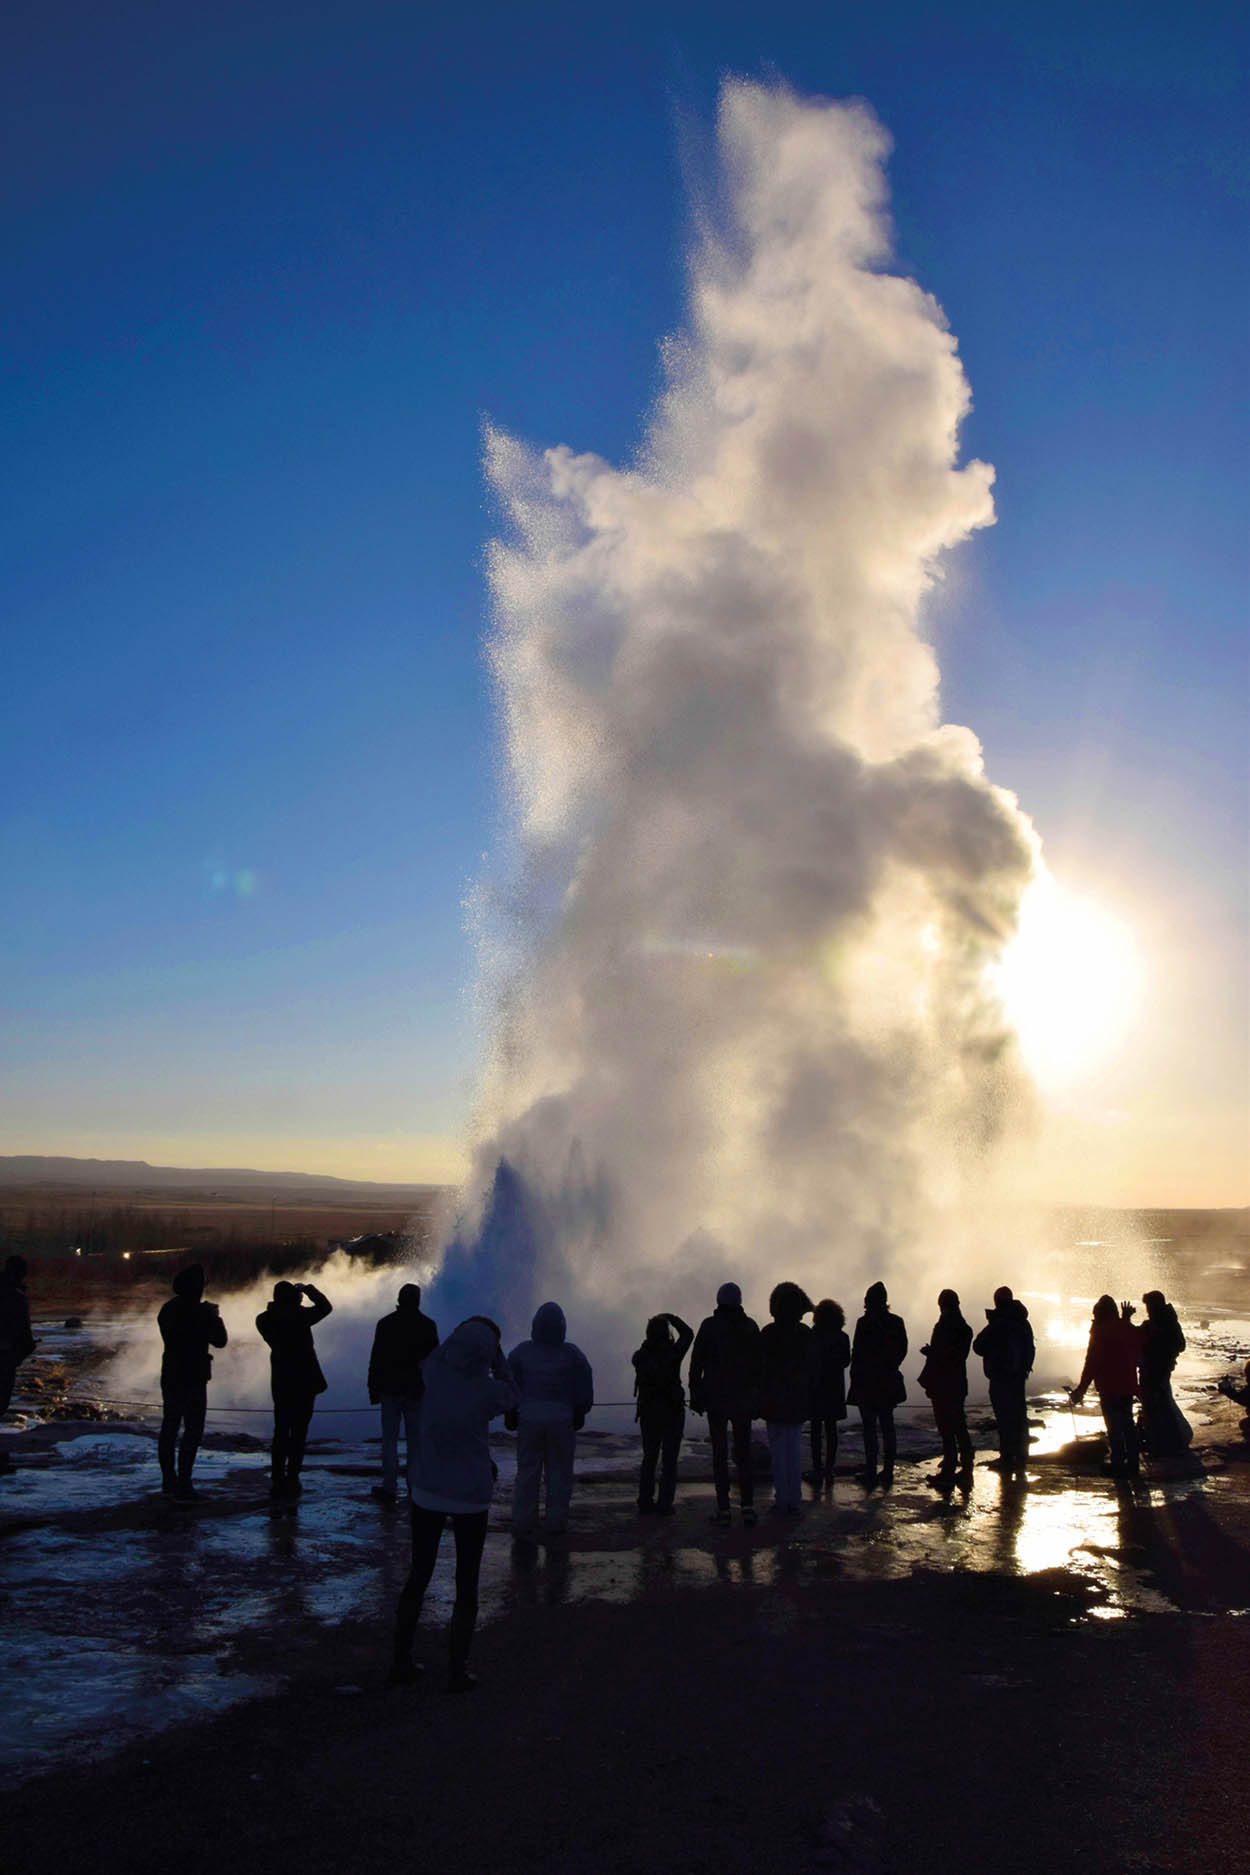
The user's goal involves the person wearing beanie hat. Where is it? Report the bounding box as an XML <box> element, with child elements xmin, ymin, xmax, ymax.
<box><xmin>689</xmin><ymin>1281</ymin><xmax>762</xmax><ymax>1526</ymax></box>
<box><xmin>157</xmin><ymin>1264</ymin><xmax>227</xmax><ymax>1502</ymax></box>
<box><xmin>918</xmin><ymin>1288</ymin><xmax>974</xmax><ymax>1487</ymax></box>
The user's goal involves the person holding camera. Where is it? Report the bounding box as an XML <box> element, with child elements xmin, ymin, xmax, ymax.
<box><xmin>256</xmin><ymin>1279</ymin><xmax>332</xmax><ymax>1501</ymax></box>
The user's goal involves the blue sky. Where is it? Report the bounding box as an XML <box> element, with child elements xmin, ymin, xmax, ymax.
<box><xmin>2</xmin><ymin>1</ymin><xmax>1246</xmax><ymax>1200</ymax></box>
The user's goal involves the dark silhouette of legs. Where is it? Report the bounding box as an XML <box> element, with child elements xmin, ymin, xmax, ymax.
<box><xmin>272</xmin><ymin>1391</ymin><xmax>316</xmax><ymax>1495</ymax></box>
<box><xmin>393</xmin><ymin>1505</ymin><xmax>488</xmax><ymax>1690</ymax></box>
<box><xmin>638</xmin><ymin>1427</ymin><xmax>662</xmax><ymax>1510</ymax></box>
<box><xmin>159</xmin><ymin>1383</ymin><xmax>207</xmax><ymax>1496</ymax></box>
<box><xmin>858</xmin><ymin>1406</ymin><xmax>879</xmax><ymax>1481</ymax></box>
<box><xmin>447</xmin><ymin>1511</ymin><xmax>489</xmax><ymax>1686</ymax></box>
<box><xmin>989</xmin><ymin>1379</ymin><xmax>1028</xmax><ymax>1470</ymax></box>
<box><xmin>656</xmin><ymin>1413</ymin><xmax>684</xmax><ymax>1512</ymax></box>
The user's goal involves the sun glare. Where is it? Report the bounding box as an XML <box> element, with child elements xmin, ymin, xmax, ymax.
<box><xmin>992</xmin><ymin>875</ymin><xmax>1145</xmax><ymax>1087</ymax></box>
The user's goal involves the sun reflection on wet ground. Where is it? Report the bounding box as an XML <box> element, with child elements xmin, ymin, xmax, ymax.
<box><xmin>3</xmin><ymin>1328</ymin><xmax>1248</xmax><ymax>1780</ymax></box>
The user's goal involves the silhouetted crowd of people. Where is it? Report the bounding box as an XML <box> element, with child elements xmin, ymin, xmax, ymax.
<box><xmin>0</xmin><ymin>1252</ymin><xmax>1244</xmax><ymax>1693</ymax></box>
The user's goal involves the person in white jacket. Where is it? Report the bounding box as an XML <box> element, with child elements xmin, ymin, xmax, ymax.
<box><xmin>507</xmin><ymin>1301</ymin><xmax>594</xmax><ymax>1538</ymax></box>
<box><xmin>391</xmin><ymin>1316</ymin><xmax>516</xmax><ymax>1693</ymax></box>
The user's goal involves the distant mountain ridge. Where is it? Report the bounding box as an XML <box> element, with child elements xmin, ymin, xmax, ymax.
<box><xmin>0</xmin><ymin>1155</ymin><xmax>445</xmax><ymax>1201</ymax></box>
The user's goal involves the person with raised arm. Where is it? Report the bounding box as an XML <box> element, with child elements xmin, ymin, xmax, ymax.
<box><xmin>632</xmin><ymin>1311</ymin><xmax>694</xmax><ymax>1515</ymax></box>
<box><xmin>256</xmin><ymin>1279</ymin><xmax>332</xmax><ymax>1501</ymax></box>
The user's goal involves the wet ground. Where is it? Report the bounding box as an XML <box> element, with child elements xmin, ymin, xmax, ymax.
<box><xmin>3</xmin><ymin>1310</ymin><xmax>1249</xmax><ymax>1785</ymax></box>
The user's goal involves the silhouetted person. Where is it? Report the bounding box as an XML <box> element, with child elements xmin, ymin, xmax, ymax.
<box><xmin>918</xmin><ymin>1288</ymin><xmax>973</xmax><ymax>1486</ymax></box>
<box><xmin>507</xmin><ymin>1302</ymin><xmax>593</xmax><ymax>1538</ymax></box>
<box><xmin>392</xmin><ymin>1317</ymin><xmax>517</xmax><ymax>1692</ymax></box>
<box><xmin>1138</xmin><ymin>1290</ymin><xmax>1190</xmax><ymax>1457</ymax></box>
<box><xmin>807</xmin><ymin>1299</ymin><xmax>851</xmax><ymax>1488</ymax></box>
<box><xmin>689</xmin><ymin>1282</ymin><xmax>761</xmax><ymax>1527</ymax></box>
<box><xmin>0</xmin><ymin>1255</ymin><xmax>36</xmax><ymax>1470</ymax></box>
<box><xmin>758</xmin><ymin>1283</ymin><xmax>813</xmax><ymax>1516</ymax></box>
<box><xmin>848</xmin><ymin>1282</ymin><xmax>907</xmax><ymax>1489</ymax></box>
<box><xmin>1218</xmin><ymin>1359</ymin><xmax>1250</xmax><ymax>1441</ymax></box>
<box><xmin>973</xmin><ymin>1285</ymin><xmax>1034</xmax><ymax>1475</ymax></box>
<box><xmin>256</xmin><ymin>1280</ymin><xmax>332</xmax><ymax>1500</ymax></box>
<box><xmin>1070</xmin><ymin>1295</ymin><xmax>1141</xmax><ymax>1477</ymax></box>
<box><xmin>632</xmin><ymin>1312</ymin><xmax>693</xmax><ymax>1515</ymax></box>
<box><xmin>157</xmin><ymin>1264</ymin><xmax>227</xmax><ymax>1501</ymax></box>
<box><xmin>367</xmin><ymin>1283</ymin><xmax>440</xmax><ymax>1504</ymax></box>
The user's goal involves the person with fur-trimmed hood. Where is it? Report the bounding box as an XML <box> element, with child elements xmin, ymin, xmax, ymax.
<box><xmin>758</xmin><ymin>1282</ymin><xmax>814</xmax><ymax>1516</ymax></box>
<box><xmin>507</xmin><ymin>1302</ymin><xmax>593</xmax><ymax>1537</ymax></box>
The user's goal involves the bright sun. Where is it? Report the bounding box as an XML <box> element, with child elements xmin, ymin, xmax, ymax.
<box><xmin>991</xmin><ymin>873</ymin><xmax>1146</xmax><ymax>1088</ymax></box>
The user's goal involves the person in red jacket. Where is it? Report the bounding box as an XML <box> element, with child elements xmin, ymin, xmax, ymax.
<box><xmin>1070</xmin><ymin>1295</ymin><xmax>1141</xmax><ymax>1477</ymax></box>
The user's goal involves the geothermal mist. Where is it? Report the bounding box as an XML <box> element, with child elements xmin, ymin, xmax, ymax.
<box><xmin>436</xmin><ymin>82</ymin><xmax>1039</xmax><ymax>1358</ymax></box>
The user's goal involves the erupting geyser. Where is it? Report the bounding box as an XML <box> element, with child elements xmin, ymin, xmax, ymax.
<box><xmin>436</xmin><ymin>81</ymin><xmax>1040</xmax><ymax>1347</ymax></box>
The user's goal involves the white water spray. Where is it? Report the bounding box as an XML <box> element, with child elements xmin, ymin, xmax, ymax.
<box><xmin>435</xmin><ymin>80</ymin><xmax>1041</xmax><ymax>1369</ymax></box>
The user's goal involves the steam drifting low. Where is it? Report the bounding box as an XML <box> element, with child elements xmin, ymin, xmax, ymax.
<box><xmin>438</xmin><ymin>81</ymin><xmax>1039</xmax><ymax>1345</ymax></box>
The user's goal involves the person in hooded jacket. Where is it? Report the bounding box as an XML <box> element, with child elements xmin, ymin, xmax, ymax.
<box><xmin>848</xmin><ymin>1282</ymin><xmax>907</xmax><ymax>1490</ymax></box>
<box><xmin>918</xmin><ymin>1288</ymin><xmax>973</xmax><ymax>1487</ymax></box>
<box><xmin>1070</xmin><ymin>1295</ymin><xmax>1142</xmax><ymax>1477</ymax></box>
<box><xmin>758</xmin><ymin>1282</ymin><xmax>814</xmax><ymax>1516</ymax></box>
<box><xmin>807</xmin><ymin>1299</ymin><xmax>851</xmax><ymax>1489</ymax></box>
<box><xmin>507</xmin><ymin>1302</ymin><xmax>594</xmax><ymax>1537</ymax></box>
<box><xmin>632</xmin><ymin>1312</ymin><xmax>693</xmax><ymax>1515</ymax></box>
<box><xmin>973</xmin><ymin>1286</ymin><xmax>1035</xmax><ymax>1475</ymax></box>
<box><xmin>256</xmin><ymin>1280</ymin><xmax>332</xmax><ymax>1500</ymax></box>
<box><xmin>1137</xmin><ymin>1290</ymin><xmax>1190</xmax><ymax>1458</ymax></box>
<box><xmin>689</xmin><ymin>1282</ymin><xmax>761</xmax><ymax>1527</ymax></box>
<box><xmin>156</xmin><ymin>1263</ymin><xmax>227</xmax><ymax>1501</ymax></box>
<box><xmin>392</xmin><ymin>1316</ymin><xmax>517</xmax><ymax>1692</ymax></box>
<box><xmin>367</xmin><ymin>1283</ymin><xmax>440</xmax><ymax>1504</ymax></box>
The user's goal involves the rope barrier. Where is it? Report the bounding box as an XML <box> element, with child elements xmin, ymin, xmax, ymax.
<box><xmin>55</xmin><ymin>1397</ymin><xmax>643</xmax><ymax>1415</ymax></box>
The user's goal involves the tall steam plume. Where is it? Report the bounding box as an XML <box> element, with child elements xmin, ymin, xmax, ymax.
<box><xmin>435</xmin><ymin>82</ymin><xmax>1039</xmax><ymax>1351</ymax></box>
